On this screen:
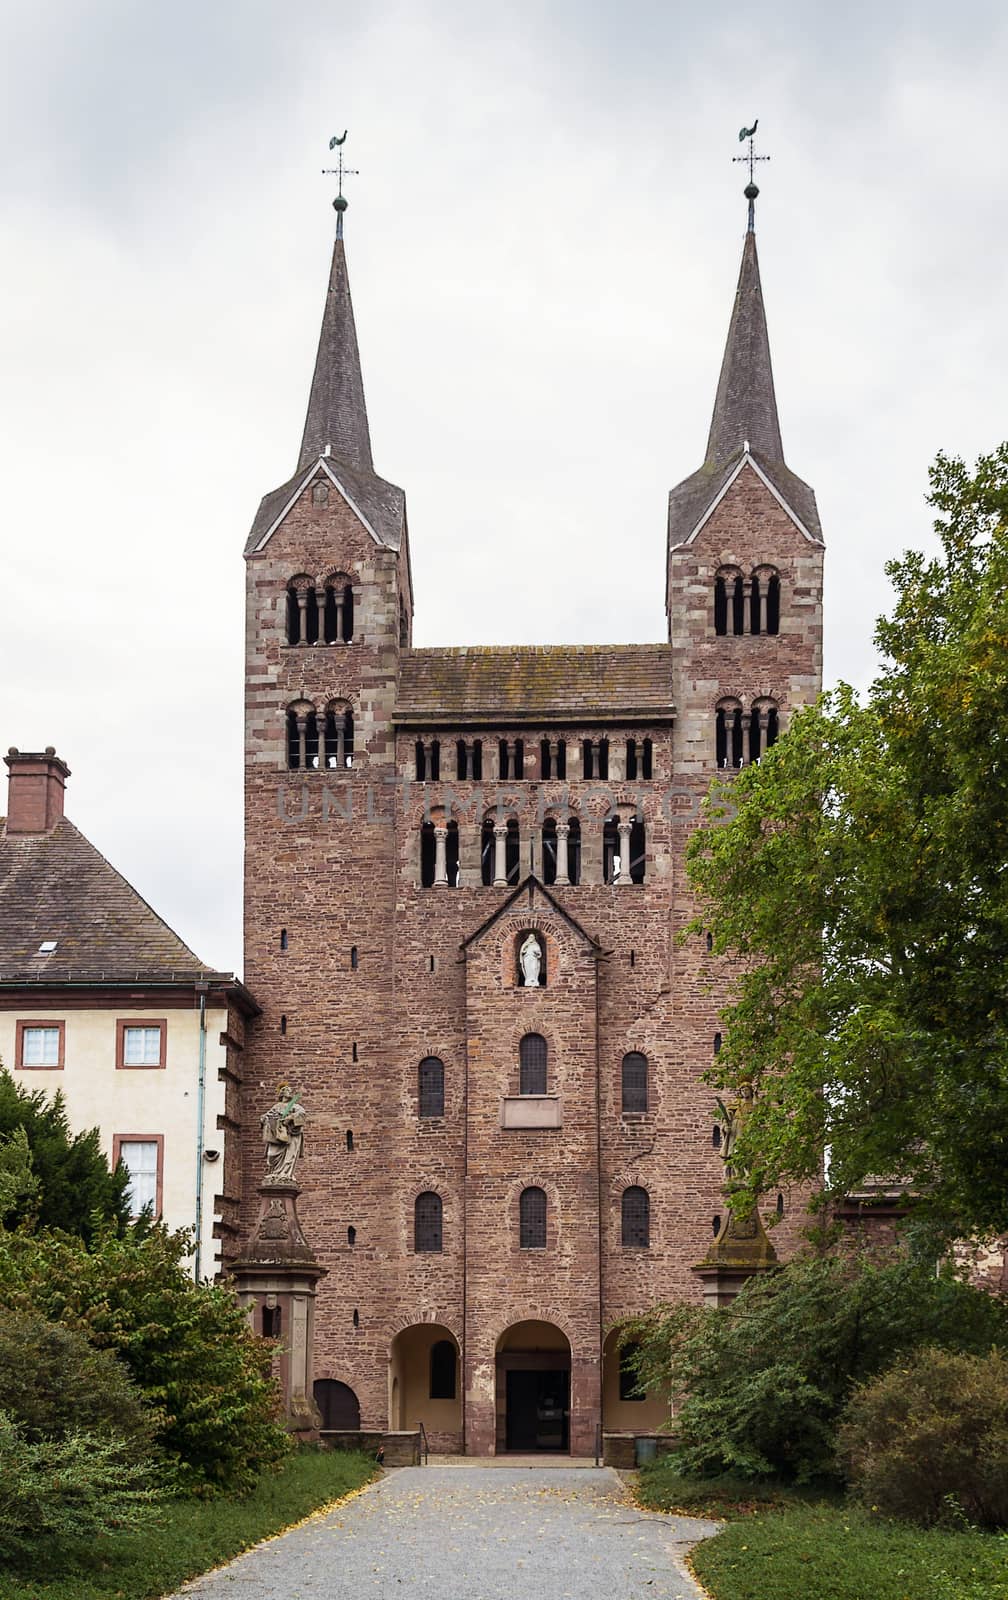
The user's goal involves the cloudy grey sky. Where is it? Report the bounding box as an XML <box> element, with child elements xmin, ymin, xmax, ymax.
<box><xmin>1</xmin><ymin>0</ymin><xmax>1004</xmax><ymax>974</ymax></box>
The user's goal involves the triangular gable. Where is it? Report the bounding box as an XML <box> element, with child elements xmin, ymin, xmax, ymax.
<box><xmin>675</xmin><ymin>451</ymin><xmax>823</xmax><ymax>550</ymax></box>
<box><xmin>249</xmin><ymin>457</ymin><xmax>384</xmax><ymax>554</ymax></box>
<box><xmin>460</xmin><ymin>875</ymin><xmax>601</xmax><ymax>955</ymax></box>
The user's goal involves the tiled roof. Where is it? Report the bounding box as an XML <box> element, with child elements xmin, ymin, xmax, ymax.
<box><xmin>395</xmin><ymin>644</ymin><xmax>674</xmax><ymax>726</ymax></box>
<box><xmin>0</xmin><ymin>817</ymin><xmax>225</xmax><ymax>984</ymax></box>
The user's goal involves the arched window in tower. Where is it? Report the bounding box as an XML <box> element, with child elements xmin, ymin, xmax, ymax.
<box><xmin>603</xmin><ymin>815</ymin><xmax>621</xmax><ymax>884</ymax></box>
<box><xmin>567</xmin><ymin>816</ymin><xmax>582</xmax><ymax>885</ymax></box>
<box><xmin>621</xmin><ymin>1185</ymin><xmax>650</xmax><ymax>1248</ymax></box>
<box><xmin>628</xmin><ymin>738</ymin><xmax>653</xmax><ymax>780</ymax></box>
<box><xmin>750</xmin><ymin>565</ymin><xmax>781</xmax><ymax>636</ymax></box>
<box><xmin>540</xmin><ymin>739</ymin><xmax>566</xmax><ymax>779</ymax></box>
<box><xmin>629</xmin><ymin>813</ymin><xmax>646</xmax><ymax>883</ymax></box>
<box><xmin>446</xmin><ymin>820</ymin><xmax>460</xmax><ymax>886</ymax></box>
<box><xmin>748</xmin><ymin>700</ymin><xmax>780</xmax><ymax>763</ymax></box>
<box><xmin>542</xmin><ymin>817</ymin><xmax>558</xmax><ymax>884</ymax></box>
<box><xmin>430</xmin><ymin>1339</ymin><xmax>457</xmax><ymax>1399</ymax></box>
<box><xmin>715</xmin><ymin>567</ymin><xmax>745</xmax><ymax>636</ymax></box>
<box><xmin>519</xmin><ymin>1033</ymin><xmax>547</xmax><ymax>1095</ymax></box>
<box><xmin>286</xmin><ymin>577</ymin><xmax>313</xmax><ymax>645</ymax></box>
<box><xmin>420</xmin><ymin>821</ymin><xmax>435</xmax><ymax>888</ymax></box>
<box><xmin>715</xmin><ymin>703</ymin><xmax>744</xmax><ymax>769</ymax></box>
<box><xmin>519</xmin><ymin>1186</ymin><xmax>547</xmax><ymax>1249</ymax></box>
<box><xmin>286</xmin><ymin>703</ymin><xmax>319</xmax><ymax>770</ymax></box>
<box><xmin>621</xmin><ymin>1051</ymin><xmax>648</xmax><ymax>1114</ymax></box>
<box><xmin>456</xmin><ymin>740</ymin><xmax>483</xmax><ymax>780</ymax></box>
<box><xmin>731</xmin><ymin>572</ymin><xmax>746</xmax><ymax>635</ymax></box>
<box><xmin>399</xmin><ymin>595</ymin><xmax>409</xmax><ymax>647</ymax></box>
<box><xmin>414</xmin><ymin>1191</ymin><xmax>442</xmax><ymax>1252</ymax></box>
<box><xmin>322</xmin><ymin>703</ymin><xmax>354</xmax><ymax>768</ymax></box>
<box><xmin>505</xmin><ymin>818</ymin><xmax>520</xmax><ymax>885</ymax></box>
<box><xmin>480</xmin><ymin>816</ymin><xmax>495</xmax><ymax>886</ymax></box>
<box><xmin>418</xmin><ymin>1056</ymin><xmax>445</xmax><ymax>1118</ymax></box>
<box><xmin>767</xmin><ymin>573</ymin><xmax>781</xmax><ymax>634</ymax></box>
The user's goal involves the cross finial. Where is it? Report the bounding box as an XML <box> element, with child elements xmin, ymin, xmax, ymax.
<box><xmin>322</xmin><ymin>131</ymin><xmax>360</xmax><ymax>240</ymax></box>
<box><xmin>732</xmin><ymin>120</ymin><xmax>769</xmax><ymax>233</ymax></box>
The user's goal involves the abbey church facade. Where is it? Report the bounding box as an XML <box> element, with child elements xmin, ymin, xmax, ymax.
<box><xmin>236</xmin><ymin>204</ymin><xmax>825</xmax><ymax>1455</ymax></box>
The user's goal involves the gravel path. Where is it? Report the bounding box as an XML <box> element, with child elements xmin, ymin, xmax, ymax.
<box><xmin>176</xmin><ymin>1465</ymin><xmax>720</xmax><ymax>1600</ymax></box>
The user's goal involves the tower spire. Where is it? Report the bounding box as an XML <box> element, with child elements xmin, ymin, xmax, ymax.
<box><xmin>297</xmin><ymin>133</ymin><xmax>372</xmax><ymax>474</ymax></box>
<box><xmin>704</xmin><ymin>223</ymin><xmax>783</xmax><ymax>469</ymax></box>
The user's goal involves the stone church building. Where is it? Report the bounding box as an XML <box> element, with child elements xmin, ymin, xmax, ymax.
<box><xmin>236</xmin><ymin>194</ymin><xmax>824</xmax><ymax>1455</ymax></box>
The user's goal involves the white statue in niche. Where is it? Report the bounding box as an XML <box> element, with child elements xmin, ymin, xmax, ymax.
<box><xmin>519</xmin><ymin>933</ymin><xmax>542</xmax><ymax>987</ymax></box>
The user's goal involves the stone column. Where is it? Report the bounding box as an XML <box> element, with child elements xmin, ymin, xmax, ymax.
<box><xmin>752</xmin><ymin>578</ymin><xmax>765</xmax><ymax>636</ymax></box>
<box><xmin>555</xmin><ymin>821</ymin><xmax>570</xmax><ymax>886</ymax></box>
<box><xmin>316</xmin><ymin>713</ymin><xmax>327</xmax><ymax>770</ymax></box>
<box><xmin>434</xmin><ymin>825</ymin><xmax>449</xmax><ymax>887</ymax></box>
<box><xmin>493</xmin><ymin>823</ymin><xmax>508</xmax><ymax>887</ymax></box>
<box><xmin>617</xmin><ymin>820</ymin><xmax>633</xmax><ymax>886</ymax></box>
<box><xmin>739</xmin><ymin>712</ymin><xmax>751</xmax><ymax>767</ymax></box>
<box><xmin>295</xmin><ymin>586</ymin><xmax>309</xmax><ymax>646</ymax></box>
<box><xmin>295</xmin><ymin>712</ymin><xmax>308</xmax><ymax>771</ymax></box>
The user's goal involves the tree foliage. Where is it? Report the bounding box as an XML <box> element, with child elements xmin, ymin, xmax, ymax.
<box><xmin>0</xmin><ymin>1225</ymin><xmax>290</xmax><ymax>1494</ymax></box>
<box><xmin>687</xmin><ymin>446</ymin><xmax>1008</xmax><ymax>1240</ymax></box>
<box><xmin>0</xmin><ymin>1311</ymin><xmax>154</xmax><ymax>1450</ymax></box>
<box><xmin>0</xmin><ymin>1067</ymin><xmax>131</xmax><ymax>1238</ymax></box>
<box><xmin>619</xmin><ymin>1253</ymin><xmax>1008</xmax><ymax>1482</ymax></box>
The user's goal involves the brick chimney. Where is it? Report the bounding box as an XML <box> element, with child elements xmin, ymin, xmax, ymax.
<box><xmin>4</xmin><ymin>747</ymin><xmax>71</xmax><ymax>834</ymax></box>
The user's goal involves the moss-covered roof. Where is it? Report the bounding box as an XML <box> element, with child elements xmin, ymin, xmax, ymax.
<box><xmin>395</xmin><ymin>644</ymin><xmax>674</xmax><ymax>727</ymax></box>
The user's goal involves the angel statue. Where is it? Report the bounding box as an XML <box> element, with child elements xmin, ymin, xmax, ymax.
<box><xmin>260</xmin><ymin>1084</ymin><xmax>307</xmax><ymax>1183</ymax></box>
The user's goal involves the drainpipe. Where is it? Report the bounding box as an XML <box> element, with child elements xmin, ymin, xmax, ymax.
<box><xmin>194</xmin><ymin>985</ymin><xmax>208</xmax><ymax>1281</ymax></box>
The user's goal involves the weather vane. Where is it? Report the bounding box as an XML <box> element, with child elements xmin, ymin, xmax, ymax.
<box><xmin>322</xmin><ymin>131</ymin><xmax>359</xmax><ymax>239</ymax></box>
<box><xmin>732</xmin><ymin>120</ymin><xmax>769</xmax><ymax>233</ymax></box>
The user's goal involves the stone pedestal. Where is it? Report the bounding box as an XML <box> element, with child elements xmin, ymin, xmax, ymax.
<box><xmin>692</xmin><ymin>1203</ymin><xmax>778</xmax><ymax>1309</ymax></box>
<box><xmin>232</xmin><ymin>1180</ymin><xmax>327</xmax><ymax>1437</ymax></box>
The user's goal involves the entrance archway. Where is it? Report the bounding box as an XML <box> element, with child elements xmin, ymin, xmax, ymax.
<box><xmin>495</xmin><ymin>1320</ymin><xmax>571</xmax><ymax>1453</ymax></box>
<box><xmin>389</xmin><ymin>1323</ymin><xmax>462</xmax><ymax>1450</ymax></box>
<box><xmin>313</xmin><ymin>1378</ymin><xmax>360</xmax><ymax>1430</ymax></box>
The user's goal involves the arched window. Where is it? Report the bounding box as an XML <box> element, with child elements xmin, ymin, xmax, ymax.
<box><xmin>446</xmin><ymin>820</ymin><xmax>459</xmax><ymax>886</ymax></box>
<box><xmin>418</xmin><ymin>1056</ymin><xmax>445</xmax><ymax>1118</ymax></box>
<box><xmin>748</xmin><ymin>701</ymin><xmax>780</xmax><ymax>763</ymax></box>
<box><xmin>714</xmin><ymin>568</ymin><xmax>744</xmax><ymax>635</ymax></box>
<box><xmin>286</xmin><ymin>704</ymin><xmax>319</xmax><ymax>770</ymax></box>
<box><xmin>540</xmin><ymin>739</ymin><xmax>566</xmax><ymax>779</ymax></box>
<box><xmin>621</xmin><ymin>1052</ymin><xmax>648</xmax><ymax>1114</ymax></box>
<box><xmin>420</xmin><ymin>821</ymin><xmax>435</xmax><ymax>888</ymax></box>
<box><xmin>629</xmin><ymin>814</ymin><xmax>646</xmax><ymax>884</ymax></box>
<box><xmin>603</xmin><ymin>815</ymin><xmax>621</xmax><ymax>884</ymax></box>
<box><xmin>399</xmin><ymin>595</ymin><xmax>409</xmax><ymax>648</ymax></box>
<box><xmin>456</xmin><ymin>739</ymin><xmax>483</xmax><ymax>780</ymax></box>
<box><xmin>519</xmin><ymin>1033</ymin><xmax>547</xmax><ymax>1095</ymax></box>
<box><xmin>414</xmin><ymin>1191</ymin><xmax>443</xmax><ymax>1253</ymax></box>
<box><xmin>519</xmin><ymin>1187</ymin><xmax>547</xmax><ymax>1249</ymax></box>
<box><xmin>505</xmin><ymin>818</ymin><xmax>520</xmax><ymax>885</ymax></box>
<box><xmin>715</xmin><ymin>704</ymin><xmax>743</xmax><ymax>769</ymax></box>
<box><xmin>567</xmin><ymin>816</ymin><xmax>581</xmax><ymax>884</ymax></box>
<box><xmin>430</xmin><ymin>1339</ymin><xmax>457</xmax><ymax>1399</ymax></box>
<box><xmin>322</xmin><ymin>704</ymin><xmax>354</xmax><ymax>768</ymax></box>
<box><xmin>542</xmin><ymin>819</ymin><xmax>559</xmax><ymax>884</ymax></box>
<box><xmin>286</xmin><ymin>577</ymin><xmax>313</xmax><ymax>645</ymax></box>
<box><xmin>481</xmin><ymin>817</ymin><xmax>494</xmax><ymax>886</ymax></box>
<box><xmin>313</xmin><ymin>1379</ymin><xmax>361</xmax><ymax>1429</ymax></box>
<box><xmin>750</xmin><ymin>566</ymin><xmax>781</xmax><ymax>636</ymax></box>
<box><xmin>627</xmin><ymin>739</ymin><xmax>653</xmax><ymax>780</ymax></box>
<box><xmin>621</xmin><ymin>1186</ymin><xmax>650</xmax><ymax>1248</ymax></box>
<box><xmin>766</xmin><ymin>573</ymin><xmax>781</xmax><ymax>634</ymax></box>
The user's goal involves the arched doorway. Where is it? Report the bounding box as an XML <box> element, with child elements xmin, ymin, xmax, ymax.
<box><xmin>389</xmin><ymin>1323</ymin><xmax>462</xmax><ymax>1451</ymax></box>
<box><xmin>496</xmin><ymin>1320</ymin><xmax>571</xmax><ymax>1453</ymax></box>
<box><xmin>313</xmin><ymin>1378</ymin><xmax>361</xmax><ymax>1430</ymax></box>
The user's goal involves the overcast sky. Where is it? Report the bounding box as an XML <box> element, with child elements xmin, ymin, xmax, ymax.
<box><xmin>1</xmin><ymin>0</ymin><xmax>1004</xmax><ymax>975</ymax></box>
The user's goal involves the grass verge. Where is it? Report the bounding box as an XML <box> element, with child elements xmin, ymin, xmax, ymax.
<box><xmin>637</xmin><ymin>1461</ymin><xmax>1008</xmax><ymax>1600</ymax></box>
<box><xmin>0</xmin><ymin>1447</ymin><xmax>379</xmax><ymax>1600</ymax></box>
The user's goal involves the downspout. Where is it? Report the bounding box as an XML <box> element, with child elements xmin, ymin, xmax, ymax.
<box><xmin>194</xmin><ymin>985</ymin><xmax>208</xmax><ymax>1281</ymax></box>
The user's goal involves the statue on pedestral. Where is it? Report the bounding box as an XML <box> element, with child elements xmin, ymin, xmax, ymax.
<box><xmin>519</xmin><ymin>933</ymin><xmax>542</xmax><ymax>987</ymax></box>
<box><xmin>261</xmin><ymin>1084</ymin><xmax>307</xmax><ymax>1184</ymax></box>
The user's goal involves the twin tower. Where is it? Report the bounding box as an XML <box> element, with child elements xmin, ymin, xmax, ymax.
<box><xmin>236</xmin><ymin>197</ymin><xmax>824</xmax><ymax>1455</ymax></box>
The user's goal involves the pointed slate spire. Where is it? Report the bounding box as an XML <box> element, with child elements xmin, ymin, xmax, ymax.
<box><xmin>704</xmin><ymin>230</ymin><xmax>784</xmax><ymax>469</ymax></box>
<box><xmin>296</xmin><ymin>236</ymin><xmax>374</xmax><ymax>474</ymax></box>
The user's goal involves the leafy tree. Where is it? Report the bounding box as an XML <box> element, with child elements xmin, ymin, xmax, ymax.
<box><xmin>687</xmin><ymin>445</ymin><xmax>1008</xmax><ymax>1241</ymax></box>
<box><xmin>0</xmin><ymin>1413</ymin><xmax>158</xmax><ymax>1567</ymax></box>
<box><xmin>619</xmin><ymin>1253</ymin><xmax>1008</xmax><ymax>1482</ymax></box>
<box><xmin>0</xmin><ymin>1126</ymin><xmax>38</xmax><ymax>1221</ymax></box>
<box><xmin>0</xmin><ymin>1312</ymin><xmax>154</xmax><ymax>1451</ymax></box>
<box><xmin>0</xmin><ymin>1068</ymin><xmax>131</xmax><ymax>1238</ymax></box>
<box><xmin>0</xmin><ymin>1225</ymin><xmax>290</xmax><ymax>1494</ymax></box>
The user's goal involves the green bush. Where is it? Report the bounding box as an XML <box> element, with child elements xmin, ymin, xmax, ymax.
<box><xmin>619</xmin><ymin>1252</ymin><xmax>1008</xmax><ymax>1482</ymax></box>
<box><xmin>0</xmin><ymin>1412</ymin><xmax>158</xmax><ymax>1568</ymax></box>
<box><xmin>839</xmin><ymin>1346</ymin><xmax>1008</xmax><ymax>1528</ymax></box>
<box><xmin>0</xmin><ymin>1227</ymin><xmax>289</xmax><ymax>1495</ymax></box>
<box><xmin>0</xmin><ymin>1070</ymin><xmax>130</xmax><ymax>1239</ymax></box>
<box><xmin>0</xmin><ymin>1313</ymin><xmax>155</xmax><ymax>1451</ymax></box>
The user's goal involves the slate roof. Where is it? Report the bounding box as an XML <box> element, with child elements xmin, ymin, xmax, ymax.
<box><xmin>667</xmin><ymin>229</ymin><xmax>823</xmax><ymax>553</ymax></box>
<box><xmin>0</xmin><ymin>816</ymin><xmax>232</xmax><ymax>985</ymax></box>
<box><xmin>395</xmin><ymin>644</ymin><xmax>674</xmax><ymax>726</ymax></box>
